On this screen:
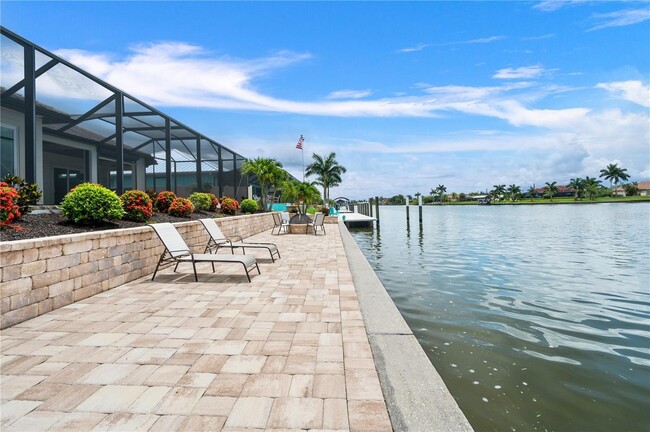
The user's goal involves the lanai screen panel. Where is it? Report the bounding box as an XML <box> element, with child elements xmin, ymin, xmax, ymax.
<box><xmin>221</xmin><ymin>147</ymin><xmax>236</xmax><ymax>199</ymax></box>
<box><xmin>1</xmin><ymin>35</ymin><xmax>24</xmax><ymax>92</ymax></box>
<box><xmin>170</xmin><ymin>138</ymin><xmax>197</xmax><ymax>197</ymax></box>
<box><xmin>200</xmin><ymin>139</ymin><xmax>219</xmax><ymax>195</ymax></box>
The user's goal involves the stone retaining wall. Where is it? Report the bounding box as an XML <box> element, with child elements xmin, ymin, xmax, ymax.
<box><xmin>0</xmin><ymin>213</ymin><xmax>275</xmax><ymax>329</ymax></box>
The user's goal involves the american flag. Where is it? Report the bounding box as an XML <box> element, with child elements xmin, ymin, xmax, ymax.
<box><xmin>296</xmin><ymin>135</ymin><xmax>304</xmax><ymax>150</ymax></box>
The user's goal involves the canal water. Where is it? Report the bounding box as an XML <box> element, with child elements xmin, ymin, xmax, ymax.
<box><xmin>349</xmin><ymin>204</ymin><xmax>650</xmax><ymax>432</ymax></box>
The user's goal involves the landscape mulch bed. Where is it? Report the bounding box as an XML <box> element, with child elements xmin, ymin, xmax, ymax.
<box><xmin>1</xmin><ymin>211</ymin><xmax>224</xmax><ymax>242</ymax></box>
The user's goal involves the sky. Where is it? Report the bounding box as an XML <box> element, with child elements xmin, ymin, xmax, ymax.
<box><xmin>2</xmin><ymin>1</ymin><xmax>649</xmax><ymax>199</ymax></box>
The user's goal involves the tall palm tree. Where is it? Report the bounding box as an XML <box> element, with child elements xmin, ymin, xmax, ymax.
<box><xmin>268</xmin><ymin>165</ymin><xmax>289</xmax><ymax>208</ymax></box>
<box><xmin>583</xmin><ymin>177</ymin><xmax>602</xmax><ymax>200</ymax></box>
<box><xmin>507</xmin><ymin>184</ymin><xmax>521</xmax><ymax>202</ymax></box>
<box><xmin>568</xmin><ymin>178</ymin><xmax>585</xmax><ymax>200</ymax></box>
<box><xmin>544</xmin><ymin>181</ymin><xmax>559</xmax><ymax>201</ymax></box>
<box><xmin>242</xmin><ymin>157</ymin><xmax>284</xmax><ymax>211</ymax></box>
<box><xmin>435</xmin><ymin>184</ymin><xmax>447</xmax><ymax>203</ymax></box>
<box><xmin>527</xmin><ymin>185</ymin><xmax>536</xmax><ymax>202</ymax></box>
<box><xmin>305</xmin><ymin>152</ymin><xmax>347</xmax><ymax>204</ymax></box>
<box><xmin>599</xmin><ymin>163</ymin><xmax>630</xmax><ymax>196</ymax></box>
<box><xmin>491</xmin><ymin>184</ymin><xmax>506</xmax><ymax>201</ymax></box>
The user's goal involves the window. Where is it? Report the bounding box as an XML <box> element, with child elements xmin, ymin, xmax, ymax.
<box><xmin>0</xmin><ymin>126</ymin><xmax>17</xmax><ymax>178</ymax></box>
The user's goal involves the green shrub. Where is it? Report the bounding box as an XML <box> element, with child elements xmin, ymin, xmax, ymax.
<box><xmin>59</xmin><ymin>183</ymin><xmax>123</xmax><ymax>224</ymax></box>
<box><xmin>2</xmin><ymin>174</ymin><xmax>42</xmax><ymax>215</ymax></box>
<box><xmin>306</xmin><ymin>207</ymin><xmax>317</xmax><ymax>215</ymax></box>
<box><xmin>155</xmin><ymin>191</ymin><xmax>176</xmax><ymax>213</ymax></box>
<box><xmin>189</xmin><ymin>192</ymin><xmax>212</xmax><ymax>212</ymax></box>
<box><xmin>120</xmin><ymin>190</ymin><xmax>153</xmax><ymax>222</ymax></box>
<box><xmin>240</xmin><ymin>198</ymin><xmax>258</xmax><ymax>214</ymax></box>
<box><xmin>220</xmin><ymin>196</ymin><xmax>239</xmax><ymax>215</ymax></box>
<box><xmin>168</xmin><ymin>197</ymin><xmax>194</xmax><ymax>218</ymax></box>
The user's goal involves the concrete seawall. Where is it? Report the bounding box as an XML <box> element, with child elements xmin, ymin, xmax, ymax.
<box><xmin>339</xmin><ymin>221</ymin><xmax>474</xmax><ymax>432</ymax></box>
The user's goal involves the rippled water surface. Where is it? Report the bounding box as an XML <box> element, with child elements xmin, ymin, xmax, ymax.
<box><xmin>349</xmin><ymin>204</ymin><xmax>650</xmax><ymax>432</ymax></box>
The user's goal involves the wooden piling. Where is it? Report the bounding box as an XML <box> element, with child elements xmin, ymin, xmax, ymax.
<box><xmin>375</xmin><ymin>196</ymin><xmax>379</xmax><ymax>222</ymax></box>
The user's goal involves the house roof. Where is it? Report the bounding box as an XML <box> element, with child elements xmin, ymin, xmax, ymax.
<box><xmin>534</xmin><ymin>185</ymin><xmax>574</xmax><ymax>193</ymax></box>
<box><xmin>614</xmin><ymin>181</ymin><xmax>650</xmax><ymax>191</ymax></box>
<box><xmin>636</xmin><ymin>181</ymin><xmax>650</xmax><ymax>190</ymax></box>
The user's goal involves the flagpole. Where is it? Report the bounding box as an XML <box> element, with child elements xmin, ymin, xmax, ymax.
<box><xmin>302</xmin><ymin>147</ymin><xmax>305</xmax><ymax>182</ymax></box>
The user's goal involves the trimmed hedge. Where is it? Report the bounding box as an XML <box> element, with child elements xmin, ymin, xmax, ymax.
<box><xmin>240</xmin><ymin>198</ymin><xmax>258</xmax><ymax>214</ymax></box>
<box><xmin>59</xmin><ymin>183</ymin><xmax>123</xmax><ymax>224</ymax></box>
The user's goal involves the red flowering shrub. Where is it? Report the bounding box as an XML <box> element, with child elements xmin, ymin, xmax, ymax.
<box><xmin>0</xmin><ymin>182</ymin><xmax>21</xmax><ymax>227</ymax></box>
<box><xmin>120</xmin><ymin>190</ymin><xmax>153</xmax><ymax>222</ymax></box>
<box><xmin>168</xmin><ymin>197</ymin><xmax>194</xmax><ymax>218</ymax></box>
<box><xmin>207</xmin><ymin>193</ymin><xmax>220</xmax><ymax>212</ymax></box>
<box><xmin>155</xmin><ymin>191</ymin><xmax>176</xmax><ymax>213</ymax></box>
<box><xmin>220</xmin><ymin>196</ymin><xmax>239</xmax><ymax>215</ymax></box>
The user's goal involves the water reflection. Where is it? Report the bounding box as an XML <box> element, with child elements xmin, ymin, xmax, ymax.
<box><xmin>350</xmin><ymin>204</ymin><xmax>650</xmax><ymax>432</ymax></box>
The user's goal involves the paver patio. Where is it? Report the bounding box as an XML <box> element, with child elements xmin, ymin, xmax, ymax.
<box><xmin>0</xmin><ymin>224</ymin><xmax>393</xmax><ymax>431</ymax></box>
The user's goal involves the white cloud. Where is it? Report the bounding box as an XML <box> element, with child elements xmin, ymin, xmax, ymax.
<box><xmin>397</xmin><ymin>43</ymin><xmax>429</xmax><ymax>53</ymax></box>
<box><xmin>493</xmin><ymin>65</ymin><xmax>549</xmax><ymax>79</ymax></box>
<box><xmin>589</xmin><ymin>8</ymin><xmax>650</xmax><ymax>31</ymax></box>
<box><xmin>437</xmin><ymin>36</ymin><xmax>505</xmax><ymax>46</ymax></box>
<box><xmin>522</xmin><ymin>33</ymin><xmax>556</xmax><ymax>41</ymax></box>
<box><xmin>597</xmin><ymin>80</ymin><xmax>650</xmax><ymax>107</ymax></box>
<box><xmin>326</xmin><ymin>89</ymin><xmax>373</xmax><ymax>100</ymax></box>
<box><xmin>44</xmin><ymin>42</ymin><xmax>636</xmax><ymax>141</ymax></box>
<box><xmin>532</xmin><ymin>1</ymin><xmax>587</xmax><ymax>12</ymax></box>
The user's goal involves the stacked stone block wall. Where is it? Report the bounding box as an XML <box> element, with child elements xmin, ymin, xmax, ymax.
<box><xmin>0</xmin><ymin>213</ymin><xmax>274</xmax><ymax>329</ymax></box>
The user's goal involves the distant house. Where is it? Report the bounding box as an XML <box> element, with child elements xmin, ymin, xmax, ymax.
<box><xmin>639</xmin><ymin>181</ymin><xmax>650</xmax><ymax>196</ymax></box>
<box><xmin>533</xmin><ymin>185</ymin><xmax>575</xmax><ymax>198</ymax></box>
<box><xmin>613</xmin><ymin>181</ymin><xmax>650</xmax><ymax>196</ymax></box>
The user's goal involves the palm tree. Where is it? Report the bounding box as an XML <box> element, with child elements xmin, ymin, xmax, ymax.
<box><xmin>527</xmin><ymin>185</ymin><xmax>537</xmax><ymax>202</ymax></box>
<box><xmin>491</xmin><ymin>184</ymin><xmax>506</xmax><ymax>201</ymax></box>
<box><xmin>435</xmin><ymin>184</ymin><xmax>447</xmax><ymax>203</ymax></box>
<box><xmin>583</xmin><ymin>177</ymin><xmax>602</xmax><ymax>200</ymax></box>
<box><xmin>280</xmin><ymin>180</ymin><xmax>321</xmax><ymax>215</ymax></box>
<box><xmin>568</xmin><ymin>178</ymin><xmax>585</xmax><ymax>200</ymax></box>
<box><xmin>268</xmin><ymin>165</ymin><xmax>289</xmax><ymax>208</ymax></box>
<box><xmin>544</xmin><ymin>181</ymin><xmax>559</xmax><ymax>201</ymax></box>
<box><xmin>242</xmin><ymin>157</ymin><xmax>284</xmax><ymax>212</ymax></box>
<box><xmin>599</xmin><ymin>163</ymin><xmax>630</xmax><ymax>196</ymax></box>
<box><xmin>507</xmin><ymin>184</ymin><xmax>521</xmax><ymax>202</ymax></box>
<box><xmin>305</xmin><ymin>152</ymin><xmax>347</xmax><ymax>204</ymax></box>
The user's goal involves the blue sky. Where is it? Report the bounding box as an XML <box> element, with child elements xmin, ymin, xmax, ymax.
<box><xmin>2</xmin><ymin>1</ymin><xmax>649</xmax><ymax>198</ymax></box>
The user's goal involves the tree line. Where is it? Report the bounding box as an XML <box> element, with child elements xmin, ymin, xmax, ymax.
<box><xmin>380</xmin><ymin>163</ymin><xmax>640</xmax><ymax>205</ymax></box>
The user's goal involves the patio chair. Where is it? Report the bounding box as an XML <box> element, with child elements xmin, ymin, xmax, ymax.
<box><xmin>309</xmin><ymin>212</ymin><xmax>326</xmax><ymax>235</ymax></box>
<box><xmin>199</xmin><ymin>218</ymin><xmax>281</xmax><ymax>262</ymax></box>
<box><xmin>150</xmin><ymin>223</ymin><xmax>260</xmax><ymax>282</ymax></box>
<box><xmin>272</xmin><ymin>212</ymin><xmax>289</xmax><ymax>235</ymax></box>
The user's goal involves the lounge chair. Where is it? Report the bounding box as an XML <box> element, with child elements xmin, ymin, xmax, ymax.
<box><xmin>199</xmin><ymin>218</ymin><xmax>281</xmax><ymax>262</ymax></box>
<box><xmin>272</xmin><ymin>212</ymin><xmax>289</xmax><ymax>235</ymax></box>
<box><xmin>309</xmin><ymin>212</ymin><xmax>326</xmax><ymax>235</ymax></box>
<box><xmin>150</xmin><ymin>223</ymin><xmax>260</xmax><ymax>282</ymax></box>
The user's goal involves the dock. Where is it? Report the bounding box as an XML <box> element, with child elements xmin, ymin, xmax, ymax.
<box><xmin>339</xmin><ymin>212</ymin><xmax>376</xmax><ymax>228</ymax></box>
